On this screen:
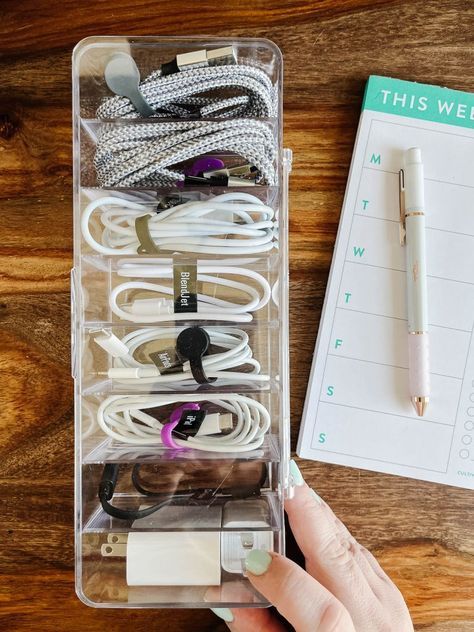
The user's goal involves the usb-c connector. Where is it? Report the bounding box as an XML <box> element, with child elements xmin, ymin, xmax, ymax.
<box><xmin>196</xmin><ymin>413</ymin><xmax>233</xmax><ymax>437</ymax></box>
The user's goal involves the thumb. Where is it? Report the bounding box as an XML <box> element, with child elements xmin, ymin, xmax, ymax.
<box><xmin>244</xmin><ymin>550</ymin><xmax>355</xmax><ymax>632</ymax></box>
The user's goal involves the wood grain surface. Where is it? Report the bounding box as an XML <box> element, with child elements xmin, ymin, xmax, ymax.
<box><xmin>1</xmin><ymin>1</ymin><xmax>473</xmax><ymax>630</ymax></box>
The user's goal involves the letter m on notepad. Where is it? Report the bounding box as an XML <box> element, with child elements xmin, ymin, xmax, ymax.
<box><xmin>353</xmin><ymin>246</ymin><xmax>365</xmax><ymax>257</ymax></box>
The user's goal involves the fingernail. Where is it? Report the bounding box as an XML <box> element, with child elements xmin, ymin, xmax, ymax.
<box><xmin>210</xmin><ymin>608</ymin><xmax>234</xmax><ymax>623</ymax></box>
<box><xmin>289</xmin><ymin>459</ymin><xmax>305</xmax><ymax>486</ymax></box>
<box><xmin>310</xmin><ymin>488</ymin><xmax>323</xmax><ymax>505</ymax></box>
<box><xmin>245</xmin><ymin>549</ymin><xmax>272</xmax><ymax>576</ymax></box>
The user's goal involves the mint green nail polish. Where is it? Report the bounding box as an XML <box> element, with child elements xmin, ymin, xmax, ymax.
<box><xmin>211</xmin><ymin>608</ymin><xmax>234</xmax><ymax>623</ymax></box>
<box><xmin>289</xmin><ymin>459</ymin><xmax>304</xmax><ymax>486</ymax></box>
<box><xmin>310</xmin><ymin>488</ymin><xmax>323</xmax><ymax>504</ymax></box>
<box><xmin>245</xmin><ymin>549</ymin><xmax>272</xmax><ymax>576</ymax></box>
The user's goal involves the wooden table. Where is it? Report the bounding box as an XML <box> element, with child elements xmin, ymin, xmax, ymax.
<box><xmin>1</xmin><ymin>1</ymin><xmax>473</xmax><ymax>630</ymax></box>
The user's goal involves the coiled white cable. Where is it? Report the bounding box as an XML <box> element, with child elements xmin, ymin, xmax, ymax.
<box><xmin>110</xmin><ymin>260</ymin><xmax>271</xmax><ymax>323</ymax></box>
<box><xmin>93</xmin><ymin>119</ymin><xmax>277</xmax><ymax>187</ymax></box>
<box><xmin>97</xmin><ymin>393</ymin><xmax>271</xmax><ymax>452</ymax></box>
<box><xmin>81</xmin><ymin>192</ymin><xmax>275</xmax><ymax>256</ymax></box>
<box><xmin>97</xmin><ymin>326</ymin><xmax>269</xmax><ymax>384</ymax></box>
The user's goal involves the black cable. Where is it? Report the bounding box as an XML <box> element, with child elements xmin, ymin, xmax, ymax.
<box><xmin>131</xmin><ymin>462</ymin><xmax>268</xmax><ymax>499</ymax></box>
<box><xmin>99</xmin><ymin>494</ymin><xmax>176</xmax><ymax>521</ymax></box>
<box><xmin>99</xmin><ymin>463</ymin><xmax>191</xmax><ymax>521</ymax></box>
<box><xmin>99</xmin><ymin>461</ymin><xmax>268</xmax><ymax>521</ymax></box>
<box><xmin>131</xmin><ymin>463</ymin><xmax>158</xmax><ymax>497</ymax></box>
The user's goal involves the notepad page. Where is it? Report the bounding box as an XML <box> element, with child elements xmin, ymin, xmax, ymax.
<box><xmin>297</xmin><ymin>76</ymin><xmax>474</xmax><ymax>489</ymax></box>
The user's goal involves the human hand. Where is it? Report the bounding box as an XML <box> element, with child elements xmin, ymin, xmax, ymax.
<box><xmin>211</xmin><ymin>460</ymin><xmax>413</xmax><ymax>631</ymax></box>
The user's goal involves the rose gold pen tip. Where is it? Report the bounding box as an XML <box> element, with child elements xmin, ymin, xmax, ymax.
<box><xmin>412</xmin><ymin>396</ymin><xmax>429</xmax><ymax>417</ymax></box>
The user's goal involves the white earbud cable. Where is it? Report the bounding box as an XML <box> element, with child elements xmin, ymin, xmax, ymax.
<box><xmin>99</xmin><ymin>326</ymin><xmax>269</xmax><ymax>384</ymax></box>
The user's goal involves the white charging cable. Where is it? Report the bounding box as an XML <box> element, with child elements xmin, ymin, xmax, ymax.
<box><xmin>81</xmin><ymin>192</ymin><xmax>275</xmax><ymax>256</ymax></box>
<box><xmin>97</xmin><ymin>393</ymin><xmax>271</xmax><ymax>452</ymax></box>
<box><xmin>94</xmin><ymin>326</ymin><xmax>269</xmax><ymax>384</ymax></box>
<box><xmin>110</xmin><ymin>259</ymin><xmax>271</xmax><ymax>323</ymax></box>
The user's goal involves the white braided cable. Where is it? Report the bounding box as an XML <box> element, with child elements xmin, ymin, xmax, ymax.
<box><xmin>96</xmin><ymin>64</ymin><xmax>278</xmax><ymax>120</ymax></box>
<box><xmin>93</xmin><ymin>119</ymin><xmax>277</xmax><ymax>187</ymax></box>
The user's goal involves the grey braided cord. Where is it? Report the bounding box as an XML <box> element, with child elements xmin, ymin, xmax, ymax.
<box><xmin>94</xmin><ymin>119</ymin><xmax>277</xmax><ymax>187</ymax></box>
<box><xmin>96</xmin><ymin>64</ymin><xmax>278</xmax><ymax>120</ymax></box>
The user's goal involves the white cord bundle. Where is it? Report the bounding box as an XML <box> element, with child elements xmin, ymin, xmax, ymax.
<box><xmin>81</xmin><ymin>192</ymin><xmax>275</xmax><ymax>256</ymax></box>
<box><xmin>97</xmin><ymin>393</ymin><xmax>270</xmax><ymax>452</ymax></box>
<box><xmin>93</xmin><ymin>119</ymin><xmax>277</xmax><ymax>187</ymax></box>
<box><xmin>97</xmin><ymin>63</ymin><xmax>278</xmax><ymax>120</ymax></box>
<box><xmin>99</xmin><ymin>326</ymin><xmax>269</xmax><ymax>384</ymax></box>
<box><xmin>110</xmin><ymin>259</ymin><xmax>271</xmax><ymax>323</ymax></box>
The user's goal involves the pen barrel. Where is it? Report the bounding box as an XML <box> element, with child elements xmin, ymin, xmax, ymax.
<box><xmin>406</xmin><ymin>214</ymin><xmax>428</xmax><ymax>332</ymax></box>
<box><xmin>404</xmin><ymin>154</ymin><xmax>424</xmax><ymax>209</ymax></box>
<box><xmin>408</xmin><ymin>332</ymin><xmax>430</xmax><ymax>397</ymax></box>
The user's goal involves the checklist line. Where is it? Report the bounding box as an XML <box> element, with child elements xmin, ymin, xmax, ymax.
<box><xmin>363</xmin><ymin>165</ymin><xmax>474</xmax><ymax>190</ymax></box>
<box><xmin>327</xmin><ymin>352</ymin><xmax>463</xmax><ymax>381</ymax></box>
<box><xmin>316</xmin><ymin>400</ymin><xmax>454</xmax><ymax>428</ymax></box>
<box><xmin>344</xmin><ymin>259</ymin><xmax>474</xmax><ymax>287</ymax></box>
<box><xmin>353</xmin><ymin>213</ymin><xmax>474</xmax><ymax>239</ymax></box>
<box><xmin>335</xmin><ymin>306</ymin><xmax>472</xmax><ymax>334</ymax></box>
<box><xmin>313</xmin><ymin>446</ymin><xmax>447</xmax><ymax>474</ymax></box>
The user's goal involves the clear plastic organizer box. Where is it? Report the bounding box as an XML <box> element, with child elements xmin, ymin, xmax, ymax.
<box><xmin>72</xmin><ymin>36</ymin><xmax>292</xmax><ymax>608</ymax></box>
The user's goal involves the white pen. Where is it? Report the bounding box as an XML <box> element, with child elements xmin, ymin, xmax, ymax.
<box><xmin>399</xmin><ymin>147</ymin><xmax>430</xmax><ymax>416</ymax></box>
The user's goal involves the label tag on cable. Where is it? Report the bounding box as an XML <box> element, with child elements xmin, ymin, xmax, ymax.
<box><xmin>148</xmin><ymin>347</ymin><xmax>184</xmax><ymax>375</ymax></box>
<box><xmin>174</xmin><ymin>409</ymin><xmax>206</xmax><ymax>438</ymax></box>
<box><xmin>173</xmin><ymin>262</ymin><xmax>198</xmax><ymax>313</ymax></box>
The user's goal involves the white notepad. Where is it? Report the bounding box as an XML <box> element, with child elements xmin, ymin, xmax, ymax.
<box><xmin>297</xmin><ymin>75</ymin><xmax>474</xmax><ymax>489</ymax></box>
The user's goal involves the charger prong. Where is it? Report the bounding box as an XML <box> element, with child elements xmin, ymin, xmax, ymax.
<box><xmin>101</xmin><ymin>542</ymin><xmax>127</xmax><ymax>557</ymax></box>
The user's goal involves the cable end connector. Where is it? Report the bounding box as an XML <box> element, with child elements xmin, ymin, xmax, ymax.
<box><xmin>130</xmin><ymin>298</ymin><xmax>174</xmax><ymax>316</ymax></box>
<box><xmin>205</xmin><ymin>46</ymin><xmax>236</xmax><ymax>67</ymax></box>
<box><xmin>99</xmin><ymin>463</ymin><xmax>120</xmax><ymax>502</ymax></box>
<box><xmin>183</xmin><ymin>165</ymin><xmax>257</xmax><ymax>188</ymax></box>
<box><xmin>196</xmin><ymin>413</ymin><xmax>233</xmax><ymax>436</ymax></box>
<box><xmin>92</xmin><ymin>329</ymin><xmax>130</xmax><ymax>358</ymax></box>
<box><xmin>162</xmin><ymin>46</ymin><xmax>236</xmax><ymax>76</ymax></box>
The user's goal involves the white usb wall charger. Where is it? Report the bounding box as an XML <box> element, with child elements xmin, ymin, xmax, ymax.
<box><xmin>101</xmin><ymin>501</ymin><xmax>273</xmax><ymax>586</ymax></box>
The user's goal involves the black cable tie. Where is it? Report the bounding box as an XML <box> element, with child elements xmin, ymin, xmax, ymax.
<box><xmin>176</xmin><ymin>326</ymin><xmax>216</xmax><ymax>384</ymax></box>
